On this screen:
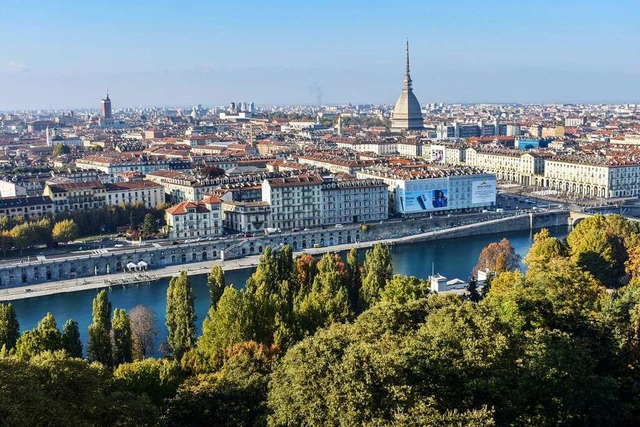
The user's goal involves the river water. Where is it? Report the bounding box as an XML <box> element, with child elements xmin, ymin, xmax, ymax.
<box><xmin>10</xmin><ymin>226</ymin><xmax>568</xmax><ymax>355</ymax></box>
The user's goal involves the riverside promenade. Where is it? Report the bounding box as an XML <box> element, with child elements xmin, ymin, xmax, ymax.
<box><xmin>0</xmin><ymin>211</ymin><xmax>566</xmax><ymax>302</ymax></box>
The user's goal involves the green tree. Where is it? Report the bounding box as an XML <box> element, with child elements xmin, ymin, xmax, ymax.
<box><xmin>467</xmin><ymin>276</ymin><xmax>481</xmax><ymax>302</ymax></box>
<box><xmin>10</xmin><ymin>222</ymin><xmax>34</xmax><ymax>251</ymax></box>
<box><xmin>380</xmin><ymin>274</ymin><xmax>430</xmax><ymax>304</ymax></box>
<box><xmin>295</xmin><ymin>253</ymin><xmax>352</xmax><ymax>337</ymax></box>
<box><xmin>141</xmin><ymin>213</ymin><xmax>156</xmax><ymax>237</ymax></box>
<box><xmin>524</xmin><ymin>228</ymin><xmax>565</xmax><ymax>269</ymax></box>
<box><xmin>346</xmin><ymin>247</ymin><xmax>362</xmax><ymax>310</ymax></box>
<box><xmin>166</xmin><ymin>271</ymin><xmax>196</xmax><ymax>360</ymax></box>
<box><xmin>88</xmin><ymin>290</ymin><xmax>113</xmax><ymax>366</ymax></box>
<box><xmin>112</xmin><ymin>308</ymin><xmax>133</xmax><ymax>366</ymax></box>
<box><xmin>359</xmin><ymin>243</ymin><xmax>393</xmax><ymax>311</ymax></box>
<box><xmin>52</xmin><ymin>219</ymin><xmax>79</xmax><ymax>244</ymax></box>
<box><xmin>15</xmin><ymin>312</ymin><xmax>62</xmax><ymax>360</ymax></box>
<box><xmin>52</xmin><ymin>143</ymin><xmax>70</xmax><ymax>156</ymax></box>
<box><xmin>113</xmin><ymin>358</ymin><xmax>183</xmax><ymax>407</ymax></box>
<box><xmin>61</xmin><ymin>319</ymin><xmax>82</xmax><ymax>358</ymax></box>
<box><xmin>193</xmin><ymin>286</ymin><xmax>249</xmax><ymax>372</ymax></box>
<box><xmin>207</xmin><ymin>264</ymin><xmax>225</xmax><ymax>309</ymax></box>
<box><xmin>0</xmin><ymin>303</ymin><xmax>20</xmax><ymax>351</ymax></box>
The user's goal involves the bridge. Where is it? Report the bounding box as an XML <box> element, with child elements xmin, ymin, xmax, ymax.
<box><xmin>568</xmin><ymin>211</ymin><xmax>593</xmax><ymax>227</ymax></box>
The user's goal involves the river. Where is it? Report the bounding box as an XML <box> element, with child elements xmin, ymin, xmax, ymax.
<box><xmin>10</xmin><ymin>226</ymin><xmax>568</xmax><ymax>355</ymax></box>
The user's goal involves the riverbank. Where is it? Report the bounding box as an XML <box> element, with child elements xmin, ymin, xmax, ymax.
<box><xmin>0</xmin><ymin>212</ymin><xmax>565</xmax><ymax>302</ymax></box>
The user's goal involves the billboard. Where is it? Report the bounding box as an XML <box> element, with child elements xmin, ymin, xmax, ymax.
<box><xmin>398</xmin><ymin>179</ymin><xmax>449</xmax><ymax>213</ymax></box>
<box><xmin>471</xmin><ymin>180</ymin><xmax>496</xmax><ymax>204</ymax></box>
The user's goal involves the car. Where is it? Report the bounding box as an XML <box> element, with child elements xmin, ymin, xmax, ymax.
<box><xmin>335</xmin><ymin>224</ymin><xmax>344</xmax><ymax>229</ymax></box>
<box><xmin>292</xmin><ymin>228</ymin><xmax>301</xmax><ymax>232</ymax></box>
<box><xmin>114</xmin><ymin>244</ymin><xmax>124</xmax><ymax>248</ymax></box>
<box><xmin>303</xmin><ymin>228</ymin><xmax>310</xmax><ymax>231</ymax></box>
<box><xmin>243</xmin><ymin>233</ymin><xmax>253</xmax><ymax>238</ymax></box>
<box><xmin>172</xmin><ymin>241</ymin><xmax>179</xmax><ymax>245</ymax></box>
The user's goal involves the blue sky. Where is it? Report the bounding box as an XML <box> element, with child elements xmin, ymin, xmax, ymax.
<box><xmin>1</xmin><ymin>0</ymin><xmax>638</xmax><ymax>109</ymax></box>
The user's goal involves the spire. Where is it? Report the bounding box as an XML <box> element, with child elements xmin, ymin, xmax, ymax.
<box><xmin>403</xmin><ymin>38</ymin><xmax>412</xmax><ymax>91</ymax></box>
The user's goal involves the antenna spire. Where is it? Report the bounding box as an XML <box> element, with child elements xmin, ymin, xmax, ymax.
<box><xmin>403</xmin><ymin>38</ymin><xmax>412</xmax><ymax>90</ymax></box>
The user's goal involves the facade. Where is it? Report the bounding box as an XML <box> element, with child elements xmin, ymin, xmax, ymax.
<box><xmin>391</xmin><ymin>41</ymin><xmax>423</xmax><ymax>131</ymax></box>
<box><xmin>105</xmin><ymin>180</ymin><xmax>164</xmax><ymax>209</ymax></box>
<box><xmin>42</xmin><ymin>181</ymin><xmax>107</xmax><ymax>213</ymax></box>
<box><xmin>262</xmin><ymin>175</ymin><xmax>323</xmax><ymax>230</ymax></box>
<box><xmin>465</xmin><ymin>147</ymin><xmax>546</xmax><ymax>186</ymax></box>
<box><xmin>397</xmin><ymin>140</ymin><xmax>424</xmax><ymax>157</ymax></box>
<box><xmin>320</xmin><ymin>179</ymin><xmax>389</xmax><ymax>225</ymax></box>
<box><xmin>539</xmin><ymin>156</ymin><xmax>640</xmax><ymax>199</ymax></box>
<box><xmin>75</xmin><ymin>155</ymin><xmax>190</xmax><ymax>176</ymax></box>
<box><xmin>0</xmin><ymin>196</ymin><xmax>55</xmax><ymax>221</ymax></box>
<box><xmin>221</xmin><ymin>200</ymin><xmax>271</xmax><ymax>233</ymax></box>
<box><xmin>165</xmin><ymin>195</ymin><xmax>222</xmax><ymax>239</ymax></box>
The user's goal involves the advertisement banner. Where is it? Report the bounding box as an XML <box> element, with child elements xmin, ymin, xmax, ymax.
<box><xmin>430</xmin><ymin>146</ymin><xmax>445</xmax><ymax>163</ymax></box>
<box><xmin>399</xmin><ymin>179</ymin><xmax>449</xmax><ymax>212</ymax></box>
<box><xmin>471</xmin><ymin>180</ymin><xmax>496</xmax><ymax>204</ymax></box>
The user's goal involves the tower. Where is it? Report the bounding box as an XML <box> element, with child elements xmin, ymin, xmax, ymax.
<box><xmin>101</xmin><ymin>93</ymin><xmax>112</xmax><ymax>119</ymax></box>
<box><xmin>336</xmin><ymin>114</ymin><xmax>343</xmax><ymax>136</ymax></box>
<box><xmin>391</xmin><ymin>40</ymin><xmax>423</xmax><ymax>131</ymax></box>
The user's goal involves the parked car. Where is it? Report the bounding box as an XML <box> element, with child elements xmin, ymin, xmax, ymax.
<box><xmin>335</xmin><ymin>224</ymin><xmax>344</xmax><ymax>229</ymax></box>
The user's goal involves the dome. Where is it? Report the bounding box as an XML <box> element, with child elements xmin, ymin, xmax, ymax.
<box><xmin>391</xmin><ymin>40</ymin><xmax>423</xmax><ymax>131</ymax></box>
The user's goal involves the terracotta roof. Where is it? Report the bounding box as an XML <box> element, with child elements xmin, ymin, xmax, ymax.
<box><xmin>165</xmin><ymin>201</ymin><xmax>210</xmax><ymax>215</ymax></box>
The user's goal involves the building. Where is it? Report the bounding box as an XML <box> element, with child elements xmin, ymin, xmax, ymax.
<box><xmin>0</xmin><ymin>196</ymin><xmax>55</xmax><ymax>221</ymax></box>
<box><xmin>221</xmin><ymin>200</ymin><xmax>271</xmax><ymax>233</ymax></box>
<box><xmin>357</xmin><ymin>166</ymin><xmax>496</xmax><ymax>215</ymax></box>
<box><xmin>42</xmin><ymin>181</ymin><xmax>107</xmax><ymax>213</ymax></box>
<box><xmin>105</xmin><ymin>180</ymin><xmax>164</xmax><ymax>209</ymax></box>
<box><xmin>262</xmin><ymin>175</ymin><xmax>323</xmax><ymax>230</ymax></box>
<box><xmin>391</xmin><ymin>41</ymin><xmax>423</xmax><ymax>131</ymax></box>
<box><xmin>165</xmin><ymin>195</ymin><xmax>222</xmax><ymax>239</ymax></box>
<box><xmin>465</xmin><ymin>147</ymin><xmax>546</xmax><ymax>186</ymax></box>
<box><xmin>101</xmin><ymin>93</ymin><xmax>112</xmax><ymax>119</ymax></box>
<box><xmin>320</xmin><ymin>178</ymin><xmax>388</xmax><ymax>225</ymax></box>
<box><xmin>75</xmin><ymin>154</ymin><xmax>190</xmax><ymax>176</ymax></box>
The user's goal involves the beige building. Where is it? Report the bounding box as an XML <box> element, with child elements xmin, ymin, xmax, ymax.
<box><xmin>320</xmin><ymin>179</ymin><xmax>388</xmax><ymax>225</ymax></box>
<box><xmin>43</xmin><ymin>181</ymin><xmax>107</xmax><ymax>213</ymax></box>
<box><xmin>465</xmin><ymin>147</ymin><xmax>546</xmax><ymax>186</ymax></box>
<box><xmin>165</xmin><ymin>195</ymin><xmax>222</xmax><ymax>239</ymax></box>
<box><xmin>105</xmin><ymin>180</ymin><xmax>165</xmax><ymax>209</ymax></box>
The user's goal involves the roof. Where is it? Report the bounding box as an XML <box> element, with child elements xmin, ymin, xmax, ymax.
<box><xmin>265</xmin><ymin>174</ymin><xmax>323</xmax><ymax>188</ymax></box>
<box><xmin>104</xmin><ymin>180</ymin><xmax>163</xmax><ymax>191</ymax></box>
<box><xmin>46</xmin><ymin>180</ymin><xmax>105</xmax><ymax>192</ymax></box>
<box><xmin>165</xmin><ymin>201</ymin><xmax>210</xmax><ymax>215</ymax></box>
<box><xmin>0</xmin><ymin>196</ymin><xmax>54</xmax><ymax>208</ymax></box>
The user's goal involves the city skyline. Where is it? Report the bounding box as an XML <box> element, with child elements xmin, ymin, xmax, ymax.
<box><xmin>1</xmin><ymin>0</ymin><xmax>639</xmax><ymax>110</ymax></box>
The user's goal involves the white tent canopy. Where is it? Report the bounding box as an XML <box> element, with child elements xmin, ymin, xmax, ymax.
<box><xmin>137</xmin><ymin>260</ymin><xmax>148</xmax><ymax>268</ymax></box>
<box><xmin>126</xmin><ymin>262</ymin><xmax>137</xmax><ymax>270</ymax></box>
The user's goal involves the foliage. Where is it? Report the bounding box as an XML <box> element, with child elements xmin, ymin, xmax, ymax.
<box><xmin>52</xmin><ymin>143</ymin><xmax>71</xmax><ymax>156</ymax></box>
<box><xmin>207</xmin><ymin>265</ymin><xmax>225</xmax><ymax>309</ymax></box>
<box><xmin>113</xmin><ymin>358</ymin><xmax>183</xmax><ymax>406</ymax></box>
<box><xmin>523</xmin><ymin>228</ymin><xmax>566</xmax><ymax>268</ymax></box>
<box><xmin>61</xmin><ymin>319</ymin><xmax>82</xmax><ymax>358</ymax></box>
<box><xmin>52</xmin><ymin>219</ymin><xmax>79</xmax><ymax>244</ymax></box>
<box><xmin>359</xmin><ymin>243</ymin><xmax>393</xmax><ymax>311</ymax></box>
<box><xmin>380</xmin><ymin>274</ymin><xmax>430</xmax><ymax>304</ymax></box>
<box><xmin>87</xmin><ymin>323</ymin><xmax>112</xmax><ymax>367</ymax></box>
<box><xmin>166</xmin><ymin>271</ymin><xmax>196</xmax><ymax>360</ymax></box>
<box><xmin>0</xmin><ymin>303</ymin><xmax>20</xmax><ymax>351</ymax></box>
<box><xmin>15</xmin><ymin>312</ymin><xmax>62</xmax><ymax>360</ymax></box>
<box><xmin>140</xmin><ymin>213</ymin><xmax>157</xmax><ymax>237</ymax></box>
<box><xmin>473</xmin><ymin>237</ymin><xmax>520</xmax><ymax>276</ymax></box>
<box><xmin>112</xmin><ymin>308</ymin><xmax>133</xmax><ymax>366</ymax></box>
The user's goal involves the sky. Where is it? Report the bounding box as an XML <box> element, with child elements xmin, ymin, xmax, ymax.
<box><xmin>0</xmin><ymin>0</ymin><xmax>638</xmax><ymax>110</ymax></box>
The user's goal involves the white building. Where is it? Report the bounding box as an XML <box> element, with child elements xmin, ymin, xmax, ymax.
<box><xmin>221</xmin><ymin>200</ymin><xmax>271</xmax><ymax>233</ymax></box>
<box><xmin>165</xmin><ymin>195</ymin><xmax>222</xmax><ymax>239</ymax></box>
<box><xmin>262</xmin><ymin>175</ymin><xmax>323</xmax><ymax>230</ymax></box>
<box><xmin>320</xmin><ymin>179</ymin><xmax>389</xmax><ymax>225</ymax></box>
<box><xmin>105</xmin><ymin>180</ymin><xmax>164</xmax><ymax>209</ymax></box>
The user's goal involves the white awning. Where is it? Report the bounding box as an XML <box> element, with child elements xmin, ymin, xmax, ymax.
<box><xmin>126</xmin><ymin>262</ymin><xmax>137</xmax><ymax>269</ymax></box>
<box><xmin>137</xmin><ymin>261</ymin><xmax>148</xmax><ymax>267</ymax></box>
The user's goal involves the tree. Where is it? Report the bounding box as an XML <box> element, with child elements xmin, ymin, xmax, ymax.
<box><xmin>88</xmin><ymin>290</ymin><xmax>113</xmax><ymax>366</ymax></box>
<box><xmin>52</xmin><ymin>143</ymin><xmax>70</xmax><ymax>156</ymax></box>
<box><xmin>0</xmin><ymin>303</ymin><xmax>20</xmax><ymax>351</ymax></box>
<box><xmin>129</xmin><ymin>305</ymin><xmax>159</xmax><ymax>360</ymax></box>
<box><xmin>52</xmin><ymin>219</ymin><xmax>79</xmax><ymax>244</ymax></box>
<box><xmin>524</xmin><ymin>228</ymin><xmax>565</xmax><ymax>269</ymax></box>
<box><xmin>113</xmin><ymin>358</ymin><xmax>183</xmax><ymax>406</ymax></box>
<box><xmin>207</xmin><ymin>265</ymin><xmax>225</xmax><ymax>309</ymax></box>
<box><xmin>61</xmin><ymin>319</ymin><xmax>82</xmax><ymax>358</ymax></box>
<box><xmin>359</xmin><ymin>243</ymin><xmax>393</xmax><ymax>311</ymax></box>
<box><xmin>166</xmin><ymin>271</ymin><xmax>196</xmax><ymax>360</ymax></box>
<box><xmin>201</xmin><ymin>165</ymin><xmax>225</xmax><ymax>178</ymax></box>
<box><xmin>380</xmin><ymin>274</ymin><xmax>430</xmax><ymax>304</ymax></box>
<box><xmin>141</xmin><ymin>213</ymin><xmax>156</xmax><ymax>237</ymax></box>
<box><xmin>346</xmin><ymin>247</ymin><xmax>362</xmax><ymax>310</ymax></box>
<box><xmin>10</xmin><ymin>222</ymin><xmax>34</xmax><ymax>251</ymax></box>
<box><xmin>112</xmin><ymin>308</ymin><xmax>133</xmax><ymax>366</ymax></box>
<box><xmin>467</xmin><ymin>276</ymin><xmax>481</xmax><ymax>302</ymax></box>
<box><xmin>193</xmin><ymin>286</ymin><xmax>249</xmax><ymax>372</ymax></box>
<box><xmin>473</xmin><ymin>238</ymin><xmax>520</xmax><ymax>276</ymax></box>
<box><xmin>295</xmin><ymin>253</ymin><xmax>352</xmax><ymax>337</ymax></box>
<box><xmin>15</xmin><ymin>312</ymin><xmax>62</xmax><ymax>360</ymax></box>
<box><xmin>0</xmin><ymin>230</ymin><xmax>13</xmax><ymax>255</ymax></box>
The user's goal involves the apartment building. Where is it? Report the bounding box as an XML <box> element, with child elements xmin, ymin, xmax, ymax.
<box><xmin>42</xmin><ymin>181</ymin><xmax>107</xmax><ymax>213</ymax></box>
<box><xmin>104</xmin><ymin>180</ymin><xmax>164</xmax><ymax>209</ymax></box>
<box><xmin>221</xmin><ymin>200</ymin><xmax>271</xmax><ymax>233</ymax></box>
<box><xmin>262</xmin><ymin>175</ymin><xmax>323</xmax><ymax>230</ymax></box>
<box><xmin>320</xmin><ymin>179</ymin><xmax>388</xmax><ymax>225</ymax></box>
<box><xmin>0</xmin><ymin>196</ymin><xmax>55</xmax><ymax>220</ymax></box>
<box><xmin>465</xmin><ymin>147</ymin><xmax>546</xmax><ymax>186</ymax></box>
<box><xmin>165</xmin><ymin>195</ymin><xmax>222</xmax><ymax>239</ymax></box>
